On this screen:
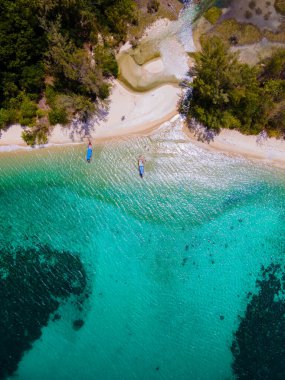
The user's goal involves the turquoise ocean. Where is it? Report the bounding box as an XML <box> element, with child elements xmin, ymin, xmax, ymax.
<box><xmin>0</xmin><ymin>121</ymin><xmax>285</xmax><ymax>379</ymax></box>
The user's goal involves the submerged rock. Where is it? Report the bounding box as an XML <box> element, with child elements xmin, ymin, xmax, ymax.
<box><xmin>0</xmin><ymin>244</ymin><xmax>89</xmax><ymax>380</ymax></box>
<box><xmin>73</xmin><ymin>319</ymin><xmax>85</xmax><ymax>330</ymax></box>
<box><xmin>182</xmin><ymin>257</ymin><xmax>188</xmax><ymax>266</ymax></box>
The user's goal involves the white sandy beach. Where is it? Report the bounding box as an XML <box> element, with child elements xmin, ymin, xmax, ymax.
<box><xmin>0</xmin><ymin>80</ymin><xmax>181</xmax><ymax>147</ymax></box>
<box><xmin>184</xmin><ymin>127</ymin><xmax>285</xmax><ymax>169</ymax></box>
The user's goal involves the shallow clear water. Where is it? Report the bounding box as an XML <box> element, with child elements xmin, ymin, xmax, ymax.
<box><xmin>0</xmin><ymin>121</ymin><xmax>285</xmax><ymax>379</ymax></box>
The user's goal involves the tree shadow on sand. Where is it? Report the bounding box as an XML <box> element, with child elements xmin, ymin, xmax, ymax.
<box><xmin>188</xmin><ymin>118</ymin><xmax>217</xmax><ymax>144</ymax></box>
<box><xmin>64</xmin><ymin>100</ymin><xmax>110</xmax><ymax>141</ymax></box>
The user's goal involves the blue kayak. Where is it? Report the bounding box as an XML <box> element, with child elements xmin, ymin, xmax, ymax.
<box><xmin>139</xmin><ymin>164</ymin><xmax>144</xmax><ymax>177</ymax></box>
<box><xmin>86</xmin><ymin>147</ymin><xmax>92</xmax><ymax>162</ymax></box>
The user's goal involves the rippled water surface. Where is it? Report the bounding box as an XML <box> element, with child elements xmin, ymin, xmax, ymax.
<box><xmin>0</xmin><ymin>122</ymin><xmax>285</xmax><ymax>379</ymax></box>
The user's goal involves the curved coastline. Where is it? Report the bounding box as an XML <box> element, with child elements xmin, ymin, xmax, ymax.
<box><xmin>0</xmin><ymin>80</ymin><xmax>181</xmax><ymax>149</ymax></box>
<box><xmin>1</xmin><ymin>78</ymin><xmax>285</xmax><ymax>169</ymax></box>
<box><xmin>1</xmin><ymin>9</ymin><xmax>285</xmax><ymax>169</ymax></box>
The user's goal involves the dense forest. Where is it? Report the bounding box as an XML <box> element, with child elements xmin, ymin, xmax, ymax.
<box><xmin>0</xmin><ymin>0</ymin><xmax>138</xmax><ymax>144</ymax></box>
<box><xmin>181</xmin><ymin>37</ymin><xmax>285</xmax><ymax>138</ymax></box>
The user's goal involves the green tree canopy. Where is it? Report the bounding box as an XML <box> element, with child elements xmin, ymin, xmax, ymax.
<box><xmin>0</xmin><ymin>0</ymin><xmax>138</xmax><ymax>144</ymax></box>
<box><xmin>182</xmin><ymin>37</ymin><xmax>285</xmax><ymax>137</ymax></box>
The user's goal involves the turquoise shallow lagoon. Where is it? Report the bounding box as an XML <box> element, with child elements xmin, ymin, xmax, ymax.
<box><xmin>0</xmin><ymin>122</ymin><xmax>285</xmax><ymax>379</ymax></box>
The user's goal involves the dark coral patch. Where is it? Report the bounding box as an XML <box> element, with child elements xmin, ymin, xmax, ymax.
<box><xmin>0</xmin><ymin>244</ymin><xmax>89</xmax><ymax>380</ymax></box>
<box><xmin>182</xmin><ymin>257</ymin><xmax>188</xmax><ymax>266</ymax></box>
<box><xmin>73</xmin><ymin>319</ymin><xmax>85</xmax><ymax>330</ymax></box>
<box><xmin>231</xmin><ymin>263</ymin><xmax>285</xmax><ymax>379</ymax></box>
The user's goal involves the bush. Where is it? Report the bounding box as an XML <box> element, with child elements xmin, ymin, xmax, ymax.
<box><xmin>20</xmin><ymin>64</ymin><xmax>44</xmax><ymax>95</ymax></box>
<box><xmin>35</xmin><ymin>125</ymin><xmax>49</xmax><ymax>145</ymax></box>
<box><xmin>36</xmin><ymin>109</ymin><xmax>47</xmax><ymax>118</ymax></box>
<box><xmin>98</xmin><ymin>83</ymin><xmax>110</xmax><ymax>100</ymax></box>
<box><xmin>22</xmin><ymin>124</ymin><xmax>49</xmax><ymax>146</ymax></box>
<box><xmin>209</xmin><ymin>19</ymin><xmax>262</xmax><ymax>45</ymax></box>
<box><xmin>45</xmin><ymin>86</ymin><xmax>57</xmax><ymax>108</ymax></box>
<box><xmin>94</xmin><ymin>47</ymin><xmax>118</xmax><ymax>78</ymax></box>
<box><xmin>261</xmin><ymin>49</ymin><xmax>285</xmax><ymax>79</ymax></box>
<box><xmin>182</xmin><ymin>37</ymin><xmax>268</xmax><ymax>134</ymax></box>
<box><xmin>22</xmin><ymin>130</ymin><xmax>37</xmax><ymax>146</ymax></box>
<box><xmin>48</xmin><ymin>108</ymin><xmax>68</xmax><ymax>125</ymax></box>
<box><xmin>147</xmin><ymin>0</ymin><xmax>160</xmax><ymax>14</ymax></box>
<box><xmin>18</xmin><ymin>97</ymin><xmax>38</xmax><ymax>127</ymax></box>
<box><xmin>275</xmin><ymin>0</ymin><xmax>285</xmax><ymax>16</ymax></box>
<box><xmin>0</xmin><ymin>108</ymin><xmax>15</xmax><ymax>129</ymax></box>
<box><xmin>204</xmin><ymin>7</ymin><xmax>222</xmax><ymax>24</ymax></box>
<box><xmin>268</xmin><ymin>107</ymin><xmax>285</xmax><ymax>136</ymax></box>
<box><xmin>263</xmin><ymin>29</ymin><xmax>285</xmax><ymax>43</ymax></box>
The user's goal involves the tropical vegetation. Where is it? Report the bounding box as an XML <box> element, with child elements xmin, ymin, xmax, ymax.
<box><xmin>180</xmin><ymin>37</ymin><xmax>285</xmax><ymax>138</ymax></box>
<box><xmin>0</xmin><ymin>0</ymin><xmax>138</xmax><ymax>144</ymax></box>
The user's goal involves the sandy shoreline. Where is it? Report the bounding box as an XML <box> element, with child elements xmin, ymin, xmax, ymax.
<box><xmin>183</xmin><ymin>125</ymin><xmax>285</xmax><ymax>169</ymax></box>
<box><xmin>1</xmin><ymin>108</ymin><xmax>285</xmax><ymax>169</ymax></box>
<box><xmin>1</xmin><ymin>78</ymin><xmax>285</xmax><ymax>169</ymax></box>
<box><xmin>0</xmin><ymin>80</ymin><xmax>181</xmax><ymax>148</ymax></box>
<box><xmin>1</xmin><ymin>12</ymin><xmax>285</xmax><ymax>169</ymax></box>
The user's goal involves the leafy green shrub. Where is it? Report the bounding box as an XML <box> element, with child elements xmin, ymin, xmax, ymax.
<box><xmin>35</xmin><ymin>125</ymin><xmax>49</xmax><ymax>145</ymax></box>
<box><xmin>263</xmin><ymin>28</ymin><xmax>285</xmax><ymax>43</ymax></box>
<box><xmin>182</xmin><ymin>37</ymin><xmax>268</xmax><ymax>134</ymax></box>
<box><xmin>261</xmin><ymin>49</ymin><xmax>285</xmax><ymax>79</ymax></box>
<box><xmin>268</xmin><ymin>107</ymin><xmax>285</xmax><ymax>136</ymax></box>
<box><xmin>18</xmin><ymin>97</ymin><xmax>38</xmax><ymax>127</ymax></box>
<box><xmin>0</xmin><ymin>109</ymin><xmax>14</xmax><ymax>129</ymax></box>
<box><xmin>204</xmin><ymin>7</ymin><xmax>222</xmax><ymax>24</ymax></box>
<box><xmin>209</xmin><ymin>19</ymin><xmax>262</xmax><ymax>45</ymax></box>
<box><xmin>221</xmin><ymin>111</ymin><xmax>241</xmax><ymax>130</ymax></box>
<box><xmin>274</xmin><ymin>0</ymin><xmax>285</xmax><ymax>15</ymax></box>
<box><xmin>147</xmin><ymin>0</ymin><xmax>160</xmax><ymax>14</ymax></box>
<box><xmin>98</xmin><ymin>83</ymin><xmax>110</xmax><ymax>100</ymax></box>
<box><xmin>20</xmin><ymin>64</ymin><xmax>44</xmax><ymax>95</ymax></box>
<box><xmin>48</xmin><ymin>108</ymin><xmax>68</xmax><ymax>125</ymax></box>
<box><xmin>22</xmin><ymin>130</ymin><xmax>37</xmax><ymax>146</ymax></box>
<box><xmin>22</xmin><ymin>124</ymin><xmax>49</xmax><ymax>146</ymax></box>
<box><xmin>94</xmin><ymin>47</ymin><xmax>118</xmax><ymax>78</ymax></box>
<box><xmin>45</xmin><ymin>86</ymin><xmax>57</xmax><ymax>108</ymax></box>
<box><xmin>36</xmin><ymin>109</ymin><xmax>47</xmax><ymax>118</ymax></box>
